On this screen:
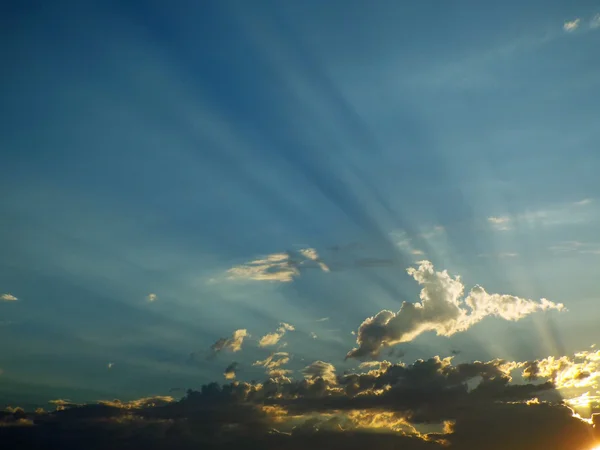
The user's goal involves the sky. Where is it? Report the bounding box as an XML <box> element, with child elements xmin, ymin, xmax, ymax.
<box><xmin>1</xmin><ymin>0</ymin><xmax>600</xmax><ymax>448</ymax></box>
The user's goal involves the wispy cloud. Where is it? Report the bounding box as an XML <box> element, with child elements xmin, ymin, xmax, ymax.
<box><xmin>1</xmin><ymin>293</ymin><xmax>18</xmax><ymax>302</ymax></box>
<box><xmin>487</xmin><ymin>216</ymin><xmax>512</xmax><ymax>231</ymax></box>
<box><xmin>347</xmin><ymin>260</ymin><xmax>565</xmax><ymax>359</ymax></box>
<box><xmin>310</xmin><ymin>332</ymin><xmax>318</xmax><ymax>339</ymax></box>
<box><xmin>253</xmin><ymin>352</ymin><xmax>291</xmax><ymax>377</ymax></box>
<box><xmin>564</xmin><ymin>18</ymin><xmax>581</xmax><ymax>32</ymax></box>
<box><xmin>316</xmin><ymin>317</ymin><xmax>329</xmax><ymax>322</ymax></box>
<box><xmin>225</xmin><ymin>248</ymin><xmax>329</xmax><ymax>283</ymax></box>
<box><xmin>591</xmin><ymin>13</ymin><xmax>600</xmax><ymax>29</ymax></box>
<box><xmin>549</xmin><ymin>241</ymin><xmax>600</xmax><ymax>255</ymax></box>
<box><xmin>258</xmin><ymin>323</ymin><xmax>295</xmax><ymax>347</ymax></box>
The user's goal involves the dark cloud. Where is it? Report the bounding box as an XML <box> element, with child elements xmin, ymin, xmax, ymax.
<box><xmin>2</xmin><ymin>355</ymin><xmax>599</xmax><ymax>449</ymax></box>
<box><xmin>224</xmin><ymin>362</ymin><xmax>239</xmax><ymax>380</ymax></box>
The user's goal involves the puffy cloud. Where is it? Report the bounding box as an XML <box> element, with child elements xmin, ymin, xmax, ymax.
<box><xmin>1</xmin><ymin>293</ymin><xmax>17</xmax><ymax>302</ymax></box>
<box><xmin>224</xmin><ymin>362</ymin><xmax>239</xmax><ymax>380</ymax></box>
<box><xmin>3</xmin><ymin>351</ymin><xmax>600</xmax><ymax>449</ymax></box>
<box><xmin>302</xmin><ymin>361</ymin><xmax>337</xmax><ymax>384</ymax></box>
<box><xmin>347</xmin><ymin>261</ymin><xmax>565</xmax><ymax>359</ymax></box>
<box><xmin>211</xmin><ymin>329</ymin><xmax>249</xmax><ymax>355</ymax></box>
<box><xmin>564</xmin><ymin>18</ymin><xmax>581</xmax><ymax>32</ymax></box>
<box><xmin>146</xmin><ymin>293</ymin><xmax>157</xmax><ymax>302</ymax></box>
<box><xmin>259</xmin><ymin>323</ymin><xmax>295</xmax><ymax>347</ymax></box>
<box><xmin>520</xmin><ymin>350</ymin><xmax>600</xmax><ymax>390</ymax></box>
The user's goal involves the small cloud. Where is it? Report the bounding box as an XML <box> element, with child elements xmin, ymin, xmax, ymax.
<box><xmin>1</xmin><ymin>293</ymin><xmax>18</xmax><ymax>302</ymax></box>
<box><xmin>224</xmin><ymin>362</ymin><xmax>238</xmax><ymax>380</ymax></box>
<box><xmin>259</xmin><ymin>323</ymin><xmax>295</xmax><ymax>348</ymax></box>
<box><xmin>146</xmin><ymin>293</ymin><xmax>157</xmax><ymax>302</ymax></box>
<box><xmin>564</xmin><ymin>18</ymin><xmax>581</xmax><ymax>32</ymax></box>
<box><xmin>591</xmin><ymin>14</ymin><xmax>600</xmax><ymax>29</ymax></box>
<box><xmin>573</xmin><ymin>198</ymin><xmax>592</xmax><ymax>206</ymax></box>
<box><xmin>488</xmin><ymin>216</ymin><xmax>512</xmax><ymax>231</ymax></box>
<box><xmin>411</xmin><ymin>249</ymin><xmax>425</xmax><ymax>256</ymax></box>
<box><xmin>210</xmin><ymin>329</ymin><xmax>249</xmax><ymax>355</ymax></box>
<box><xmin>316</xmin><ymin>317</ymin><xmax>329</xmax><ymax>322</ymax></box>
<box><xmin>107</xmin><ymin>363</ymin><xmax>114</xmax><ymax>369</ymax></box>
<box><xmin>498</xmin><ymin>252</ymin><xmax>519</xmax><ymax>258</ymax></box>
<box><xmin>310</xmin><ymin>332</ymin><xmax>318</xmax><ymax>339</ymax></box>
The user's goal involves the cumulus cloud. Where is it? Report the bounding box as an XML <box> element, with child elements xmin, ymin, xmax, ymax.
<box><xmin>259</xmin><ymin>323</ymin><xmax>295</xmax><ymax>347</ymax></box>
<box><xmin>210</xmin><ymin>329</ymin><xmax>249</xmax><ymax>355</ymax></box>
<box><xmin>1</xmin><ymin>293</ymin><xmax>18</xmax><ymax>302</ymax></box>
<box><xmin>226</xmin><ymin>249</ymin><xmax>329</xmax><ymax>282</ymax></box>
<box><xmin>146</xmin><ymin>293</ymin><xmax>157</xmax><ymax>302</ymax></box>
<box><xmin>347</xmin><ymin>261</ymin><xmax>565</xmax><ymax>359</ymax></box>
<box><xmin>4</xmin><ymin>350</ymin><xmax>600</xmax><ymax>449</ymax></box>
<box><xmin>224</xmin><ymin>362</ymin><xmax>239</xmax><ymax>380</ymax></box>
<box><xmin>564</xmin><ymin>18</ymin><xmax>581</xmax><ymax>31</ymax></box>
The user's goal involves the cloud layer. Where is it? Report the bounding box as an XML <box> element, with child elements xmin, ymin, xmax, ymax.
<box><xmin>347</xmin><ymin>261</ymin><xmax>565</xmax><ymax>359</ymax></box>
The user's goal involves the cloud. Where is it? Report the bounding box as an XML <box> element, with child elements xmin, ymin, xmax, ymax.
<box><xmin>259</xmin><ymin>323</ymin><xmax>295</xmax><ymax>347</ymax></box>
<box><xmin>224</xmin><ymin>362</ymin><xmax>239</xmax><ymax>380</ymax></box>
<box><xmin>253</xmin><ymin>352</ymin><xmax>291</xmax><ymax>377</ymax></box>
<box><xmin>226</xmin><ymin>249</ymin><xmax>329</xmax><ymax>283</ymax></box>
<box><xmin>316</xmin><ymin>317</ymin><xmax>329</xmax><ymax>322</ymax></box>
<box><xmin>4</xmin><ymin>350</ymin><xmax>600</xmax><ymax>449</ymax></box>
<box><xmin>107</xmin><ymin>362</ymin><xmax>114</xmax><ymax>369</ymax></box>
<box><xmin>487</xmin><ymin>216</ymin><xmax>512</xmax><ymax>231</ymax></box>
<box><xmin>591</xmin><ymin>14</ymin><xmax>600</xmax><ymax>29</ymax></box>
<box><xmin>1</xmin><ymin>293</ymin><xmax>18</xmax><ymax>302</ymax></box>
<box><xmin>347</xmin><ymin>261</ymin><xmax>565</xmax><ymax>359</ymax></box>
<box><xmin>210</xmin><ymin>329</ymin><xmax>249</xmax><ymax>355</ymax></box>
<box><xmin>310</xmin><ymin>332</ymin><xmax>318</xmax><ymax>339</ymax></box>
<box><xmin>549</xmin><ymin>241</ymin><xmax>600</xmax><ymax>256</ymax></box>
<box><xmin>564</xmin><ymin>18</ymin><xmax>581</xmax><ymax>32</ymax></box>
<box><xmin>146</xmin><ymin>293</ymin><xmax>157</xmax><ymax>302</ymax></box>
<box><xmin>302</xmin><ymin>361</ymin><xmax>337</xmax><ymax>384</ymax></box>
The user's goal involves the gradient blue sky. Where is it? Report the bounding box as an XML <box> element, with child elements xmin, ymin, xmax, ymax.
<box><xmin>1</xmin><ymin>0</ymin><xmax>599</xmax><ymax>408</ymax></box>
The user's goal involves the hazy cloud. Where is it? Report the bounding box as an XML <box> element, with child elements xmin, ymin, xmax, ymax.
<box><xmin>316</xmin><ymin>317</ymin><xmax>329</xmax><ymax>322</ymax></box>
<box><xmin>1</xmin><ymin>293</ymin><xmax>18</xmax><ymax>302</ymax></box>
<box><xmin>591</xmin><ymin>14</ymin><xmax>600</xmax><ymax>28</ymax></box>
<box><xmin>226</xmin><ymin>248</ymin><xmax>329</xmax><ymax>283</ymax></box>
<box><xmin>564</xmin><ymin>18</ymin><xmax>581</xmax><ymax>32</ymax></box>
<box><xmin>347</xmin><ymin>261</ymin><xmax>565</xmax><ymax>359</ymax></box>
<box><xmin>259</xmin><ymin>323</ymin><xmax>295</xmax><ymax>347</ymax></box>
<box><xmin>487</xmin><ymin>216</ymin><xmax>512</xmax><ymax>231</ymax></box>
<box><xmin>146</xmin><ymin>293</ymin><xmax>157</xmax><ymax>302</ymax></box>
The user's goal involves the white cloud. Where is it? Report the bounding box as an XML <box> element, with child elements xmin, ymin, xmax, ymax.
<box><xmin>146</xmin><ymin>293</ymin><xmax>157</xmax><ymax>302</ymax></box>
<box><xmin>591</xmin><ymin>14</ymin><xmax>600</xmax><ymax>29</ymax></box>
<box><xmin>1</xmin><ymin>293</ymin><xmax>18</xmax><ymax>302</ymax></box>
<box><xmin>391</xmin><ymin>230</ymin><xmax>425</xmax><ymax>257</ymax></box>
<box><xmin>564</xmin><ymin>18</ymin><xmax>581</xmax><ymax>32</ymax></box>
<box><xmin>316</xmin><ymin>317</ymin><xmax>329</xmax><ymax>322</ymax></box>
<box><xmin>259</xmin><ymin>322</ymin><xmax>295</xmax><ymax>347</ymax></box>
<box><xmin>310</xmin><ymin>332</ymin><xmax>318</xmax><ymax>339</ymax></box>
<box><xmin>107</xmin><ymin>362</ymin><xmax>114</xmax><ymax>369</ymax></box>
<box><xmin>347</xmin><ymin>261</ymin><xmax>565</xmax><ymax>359</ymax></box>
<box><xmin>573</xmin><ymin>198</ymin><xmax>593</xmax><ymax>206</ymax></box>
<box><xmin>487</xmin><ymin>216</ymin><xmax>512</xmax><ymax>231</ymax></box>
<box><xmin>211</xmin><ymin>329</ymin><xmax>249</xmax><ymax>353</ymax></box>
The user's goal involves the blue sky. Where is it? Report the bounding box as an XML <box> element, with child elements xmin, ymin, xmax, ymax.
<box><xmin>1</xmin><ymin>0</ymin><xmax>600</xmax><ymax>410</ymax></box>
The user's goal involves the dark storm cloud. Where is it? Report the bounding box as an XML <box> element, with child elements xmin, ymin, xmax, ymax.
<box><xmin>3</xmin><ymin>354</ymin><xmax>598</xmax><ymax>449</ymax></box>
